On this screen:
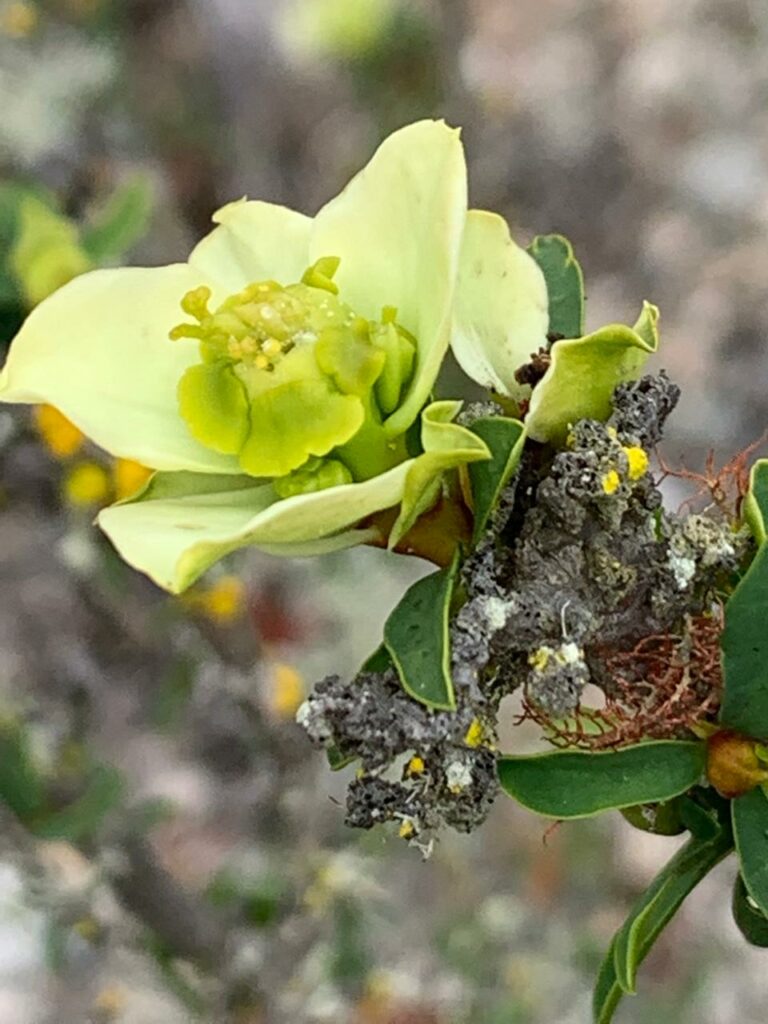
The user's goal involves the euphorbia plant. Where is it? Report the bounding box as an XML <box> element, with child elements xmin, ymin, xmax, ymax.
<box><xmin>4</xmin><ymin>119</ymin><xmax>768</xmax><ymax>1022</ymax></box>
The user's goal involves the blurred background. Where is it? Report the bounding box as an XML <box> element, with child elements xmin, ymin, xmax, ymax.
<box><xmin>0</xmin><ymin>0</ymin><xmax>767</xmax><ymax>1021</ymax></box>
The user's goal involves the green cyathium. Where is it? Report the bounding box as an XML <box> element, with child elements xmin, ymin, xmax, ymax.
<box><xmin>170</xmin><ymin>256</ymin><xmax>415</xmax><ymax>489</ymax></box>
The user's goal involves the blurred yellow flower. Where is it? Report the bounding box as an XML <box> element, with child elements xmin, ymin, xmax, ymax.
<box><xmin>72</xmin><ymin>915</ymin><xmax>102</xmax><ymax>942</ymax></box>
<box><xmin>183</xmin><ymin>574</ymin><xmax>246</xmax><ymax>624</ymax></box>
<box><xmin>33</xmin><ymin>404</ymin><xmax>85</xmax><ymax>459</ymax></box>
<box><xmin>63</xmin><ymin>461</ymin><xmax>111</xmax><ymax>507</ymax></box>
<box><xmin>112</xmin><ymin>458</ymin><xmax>152</xmax><ymax>500</ymax></box>
<box><xmin>92</xmin><ymin>985</ymin><xmax>126</xmax><ymax>1019</ymax></box>
<box><xmin>1</xmin><ymin>2</ymin><xmax>38</xmax><ymax>37</ymax></box>
<box><xmin>268</xmin><ymin>661</ymin><xmax>305</xmax><ymax>719</ymax></box>
<box><xmin>284</xmin><ymin>0</ymin><xmax>397</xmax><ymax>60</ymax></box>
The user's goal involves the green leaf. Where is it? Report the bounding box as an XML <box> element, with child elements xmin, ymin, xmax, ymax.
<box><xmin>388</xmin><ymin>399</ymin><xmax>490</xmax><ymax>549</ymax></box>
<box><xmin>733</xmin><ymin>872</ymin><xmax>768</xmax><ymax>947</ymax></box>
<box><xmin>360</xmin><ymin>644</ymin><xmax>393</xmax><ymax>673</ymax></box>
<box><xmin>527</xmin><ymin>234</ymin><xmax>585</xmax><ymax>339</ymax></box>
<box><xmin>524</xmin><ymin>301</ymin><xmax>660</xmax><ymax>446</ymax></box>
<box><xmin>383</xmin><ymin>554</ymin><xmax>459</xmax><ymax>709</ymax></box>
<box><xmin>497</xmin><ymin>741</ymin><xmax>705</xmax><ymax>819</ymax></box>
<box><xmin>620</xmin><ymin>799</ymin><xmax>687</xmax><ymax>836</ymax></box>
<box><xmin>678</xmin><ymin>791</ymin><xmax>728</xmax><ymax>841</ymax></box>
<box><xmin>593</xmin><ymin>938</ymin><xmax>623</xmax><ymax>1024</ymax></box>
<box><xmin>81</xmin><ymin>178</ymin><xmax>153</xmax><ymax>263</ymax></box>
<box><xmin>326</xmin><ymin>745</ymin><xmax>357</xmax><ymax>771</ymax></box>
<box><xmin>9</xmin><ymin>195</ymin><xmax>91</xmax><ymax>306</ymax></box>
<box><xmin>721</xmin><ymin>461</ymin><xmax>768</xmax><ymax>738</ymax></box>
<box><xmin>594</xmin><ymin>828</ymin><xmax>733</xmax><ymax>1021</ymax></box>
<box><xmin>0</xmin><ymin>718</ymin><xmax>46</xmax><ymax>820</ymax></box>
<box><xmin>467</xmin><ymin>416</ymin><xmax>525</xmax><ymax>546</ymax></box>
<box><xmin>742</xmin><ymin>459</ymin><xmax>768</xmax><ymax>544</ymax></box>
<box><xmin>732</xmin><ymin>784</ymin><xmax>768</xmax><ymax>915</ymax></box>
<box><xmin>34</xmin><ymin>764</ymin><xmax>123</xmax><ymax>842</ymax></box>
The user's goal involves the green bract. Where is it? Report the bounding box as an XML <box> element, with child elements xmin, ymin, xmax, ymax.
<box><xmin>0</xmin><ymin>121</ymin><xmax>547</xmax><ymax>592</ymax></box>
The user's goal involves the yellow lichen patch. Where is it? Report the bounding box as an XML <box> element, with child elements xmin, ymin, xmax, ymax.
<box><xmin>63</xmin><ymin>461</ymin><xmax>110</xmax><ymax>506</ymax></box>
<box><xmin>112</xmin><ymin>458</ymin><xmax>152</xmax><ymax>500</ymax></box>
<box><xmin>623</xmin><ymin>445</ymin><xmax>649</xmax><ymax>481</ymax></box>
<box><xmin>267</xmin><ymin>662</ymin><xmax>305</xmax><ymax>719</ymax></box>
<box><xmin>1</xmin><ymin>2</ymin><xmax>38</xmax><ymax>37</ymax></box>
<box><xmin>406</xmin><ymin>754</ymin><xmax>425</xmax><ymax>776</ymax></box>
<box><xmin>398</xmin><ymin>818</ymin><xmax>415</xmax><ymax>839</ymax></box>
<box><xmin>528</xmin><ymin>647</ymin><xmax>551</xmax><ymax>672</ymax></box>
<box><xmin>464</xmin><ymin>718</ymin><xmax>483</xmax><ymax>748</ymax></box>
<box><xmin>601</xmin><ymin>469</ymin><xmax>620</xmax><ymax>495</ymax></box>
<box><xmin>33</xmin><ymin>404</ymin><xmax>85</xmax><ymax>459</ymax></box>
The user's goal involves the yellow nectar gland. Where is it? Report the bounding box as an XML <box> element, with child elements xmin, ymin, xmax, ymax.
<box><xmin>406</xmin><ymin>755</ymin><xmax>425</xmax><ymax>776</ymax></box>
<box><xmin>169</xmin><ymin>257</ymin><xmax>417</xmax><ymax>484</ymax></box>
<box><xmin>174</xmin><ymin>281</ymin><xmax>303</xmax><ymax>372</ymax></box>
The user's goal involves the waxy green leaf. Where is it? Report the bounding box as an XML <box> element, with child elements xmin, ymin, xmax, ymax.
<box><xmin>733</xmin><ymin>873</ymin><xmax>768</xmax><ymax>947</ymax></box>
<box><xmin>594</xmin><ymin>828</ymin><xmax>733</xmax><ymax>1021</ymax></box>
<box><xmin>326</xmin><ymin>745</ymin><xmax>357</xmax><ymax>772</ymax></box>
<box><xmin>721</xmin><ymin>460</ymin><xmax>768</xmax><ymax>738</ymax></box>
<box><xmin>360</xmin><ymin>644</ymin><xmax>393</xmax><ymax>674</ymax></box>
<box><xmin>383</xmin><ymin>554</ymin><xmax>459</xmax><ymax>709</ymax></box>
<box><xmin>34</xmin><ymin>764</ymin><xmax>124</xmax><ymax>843</ymax></box>
<box><xmin>497</xmin><ymin>741</ymin><xmax>705</xmax><ymax>819</ymax></box>
<box><xmin>527</xmin><ymin>234</ymin><xmax>585</xmax><ymax>339</ymax></box>
<box><xmin>388</xmin><ymin>400</ymin><xmax>490</xmax><ymax>548</ymax></box>
<box><xmin>0</xmin><ymin>718</ymin><xmax>46</xmax><ymax>821</ymax></box>
<box><xmin>732</xmin><ymin>784</ymin><xmax>768</xmax><ymax>916</ymax></box>
<box><xmin>467</xmin><ymin>416</ymin><xmax>525</xmax><ymax>546</ymax></box>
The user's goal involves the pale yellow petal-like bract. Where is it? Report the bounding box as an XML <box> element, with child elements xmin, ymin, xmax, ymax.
<box><xmin>0</xmin><ymin>265</ymin><xmax>242</xmax><ymax>473</ymax></box>
<box><xmin>310</xmin><ymin>120</ymin><xmax>468</xmax><ymax>437</ymax></box>
<box><xmin>451</xmin><ymin>209</ymin><xmax>549</xmax><ymax>398</ymax></box>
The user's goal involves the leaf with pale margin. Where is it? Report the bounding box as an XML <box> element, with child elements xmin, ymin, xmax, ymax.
<box><xmin>383</xmin><ymin>554</ymin><xmax>459</xmax><ymax>709</ymax></box>
<box><xmin>497</xmin><ymin>741</ymin><xmax>705</xmax><ymax>819</ymax></box>
<box><xmin>721</xmin><ymin>460</ymin><xmax>768</xmax><ymax>738</ymax></box>
<box><xmin>467</xmin><ymin>416</ymin><xmax>525</xmax><ymax>546</ymax></box>
<box><xmin>527</xmin><ymin>234</ymin><xmax>585</xmax><ymax>339</ymax></box>
<box><xmin>594</xmin><ymin>827</ymin><xmax>733</xmax><ymax>1021</ymax></box>
<box><xmin>732</xmin><ymin>873</ymin><xmax>768</xmax><ymax>947</ymax></box>
<box><xmin>732</xmin><ymin>784</ymin><xmax>768</xmax><ymax>916</ymax></box>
